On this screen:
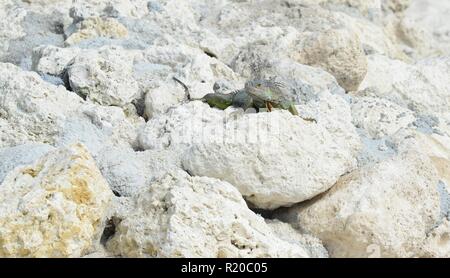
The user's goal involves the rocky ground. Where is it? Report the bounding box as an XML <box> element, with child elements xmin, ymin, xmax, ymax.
<box><xmin>0</xmin><ymin>0</ymin><xmax>449</xmax><ymax>258</ymax></box>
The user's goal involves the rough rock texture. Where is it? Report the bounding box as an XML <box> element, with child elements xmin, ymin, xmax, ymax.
<box><xmin>65</xmin><ymin>16</ymin><xmax>128</xmax><ymax>46</ymax></box>
<box><xmin>139</xmin><ymin>101</ymin><xmax>360</xmax><ymax>209</ymax></box>
<box><xmin>0</xmin><ymin>62</ymin><xmax>141</xmax><ymax>154</ymax></box>
<box><xmin>0</xmin><ymin>143</ymin><xmax>113</xmax><ymax>257</ymax></box>
<box><xmin>143</xmin><ymin>82</ymin><xmax>186</xmax><ymax>119</ymax></box>
<box><xmin>266</xmin><ymin>219</ymin><xmax>329</xmax><ymax>258</ymax></box>
<box><xmin>351</xmin><ymin>96</ymin><xmax>416</xmax><ymax>139</ymax></box>
<box><xmin>404</xmin><ymin>0</ymin><xmax>450</xmax><ymax>55</ymax></box>
<box><xmin>0</xmin><ymin>62</ymin><xmax>83</xmax><ymax>147</ymax></box>
<box><xmin>32</xmin><ymin>45</ymin><xmax>81</xmax><ymax>76</ymax></box>
<box><xmin>276</xmin><ymin>151</ymin><xmax>442</xmax><ymax>257</ymax></box>
<box><xmin>106</xmin><ymin>172</ymin><xmax>322</xmax><ymax>258</ymax></box>
<box><xmin>293</xmin><ymin>28</ymin><xmax>368</xmax><ymax>92</ymax></box>
<box><xmin>95</xmin><ymin>146</ymin><xmax>181</xmax><ymax>197</ymax></box>
<box><xmin>0</xmin><ymin>143</ymin><xmax>54</xmax><ymax>184</ymax></box>
<box><xmin>66</xmin><ymin>46</ymin><xmax>139</xmax><ymax>106</ymax></box>
<box><xmin>0</xmin><ymin>0</ymin><xmax>449</xmax><ymax>258</ymax></box>
<box><xmin>359</xmin><ymin>55</ymin><xmax>450</xmax><ymax>119</ymax></box>
<box><xmin>0</xmin><ymin>1</ymin><xmax>27</xmax><ymax>61</ymax></box>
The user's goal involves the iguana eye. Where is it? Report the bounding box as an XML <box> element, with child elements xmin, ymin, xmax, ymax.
<box><xmin>256</xmin><ymin>84</ymin><xmax>261</xmax><ymax>88</ymax></box>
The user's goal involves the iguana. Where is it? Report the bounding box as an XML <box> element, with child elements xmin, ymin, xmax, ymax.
<box><xmin>193</xmin><ymin>79</ymin><xmax>316</xmax><ymax>122</ymax></box>
<box><xmin>244</xmin><ymin>79</ymin><xmax>299</xmax><ymax>116</ymax></box>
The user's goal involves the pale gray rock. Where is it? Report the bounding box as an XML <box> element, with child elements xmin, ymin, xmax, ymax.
<box><xmin>359</xmin><ymin>55</ymin><xmax>450</xmax><ymax>120</ymax></box>
<box><xmin>276</xmin><ymin>150</ymin><xmax>442</xmax><ymax>258</ymax></box>
<box><xmin>66</xmin><ymin>46</ymin><xmax>140</xmax><ymax>106</ymax></box>
<box><xmin>106</xmin><ymin>172</ymin><xmax>322</xmax><ymax>258</ymax></box>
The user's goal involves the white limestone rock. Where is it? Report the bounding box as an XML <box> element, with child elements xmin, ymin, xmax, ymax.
<box><xmin>0</xmin><ymin>1</ymin><xmax>27</xmax><ymax>60</ymax></box>
<box><xmin>384</xmin><ymin>0</ymin><xmax>411</xmax><ymax>13</ymax></box>
<box><xmin>276</xmin><ymin>150</ymin><xmax>442</xmax><ymax>257</ymax></box>
<box><xmin>32</xmin><ymin>45</ymin><xmax>81</xmax><ymax>76</ymax></box>
<box><xmin>69</xmin><ymin>0</ymin><xmax>149</xmax><ymax>22</ymax></box>
<box><xmin>95</xmin><ymin>146</ymin><xmax>181</xmax><ymax>197</ymax></box>
<box><xmin>106</xmin><ymin>172</ymin><xmax>318</xmax><ymax>258</ymax></box>
<box><xmin>315</xmin><ymin>0</ymin><xmax>383</xmax><ymax>21</ymax></box>
<box><xmin>137</xmin><ymin>91</ymin><xmax>360</xmax><ymax>209</ymax></box>
<box><xmin>231</xmin><ymin>53</ymin><xmax>344</xmax><ymax>96</ymax></box>
<box><xmin>359</xmin><ymin>55</ymin><xmax>450</xmax><ymax>119</ymax></box>
<box><xmin>295</xmin><ymin>90</ymin><xmax>362</xmax><ymax>160</ymax></box>
<box><xmin>1</xmin><ymin>0</ymin><xmax>450</xmax><ymax>259</ymax></box>
<box><xmin>389</xmin><ymin>130</ymin><xmax>450</xmax><ymax>190</ymax></box>
<box><xmin>66</xmin><ymin>46</ymin><xmax>140</xmax><ymax>106</ymax></box>
<box><xmin>293</xmin><ymin>28</ymin><xmax>368</xmax><ymax>92</ymax></box>
<box><xmin>0</xmin><ymin>62</ymin><xmax>83</xmax><ymax>147</ymax></box>
<box><xmin>0</xmin><ymin>143</ymin><xmax>54</xmax><ymax>184</ymax></box>
<box><xmin>143</xmin><ymin>81</ymin><xmax>186</xmax><ymax>119</ymax></box>
<box><xmin>137</xmin><ymin>101</ymin><xmax>229</xmax><ymax>151</ymax></box>
<box><xmin>0</xmin><ymin>63</ymin><xmax>141</xmax><ymax>153</ymax></box>
<box><xmin>138</xmin><ymin>45</ymin><xmax>242</xmax><ymax>99</ymax></box>
<box><xmin>351</xmin><ymin>96</ymin><xmax>416</xmax><ymax>139</ymax></box>
<box><xmin>0</xmin><ymin>143</ymin><xmax>113</xmax><ymax>257</ymax></box>
<box><xmin>421</xmin><ymin>219</ymin><xmax>450</xmax><ymax>258</ymax></box>
<box><xmin>55</xmin><ymin>103</ymin><xmax>143</xmax><ymax>155</ymax></box>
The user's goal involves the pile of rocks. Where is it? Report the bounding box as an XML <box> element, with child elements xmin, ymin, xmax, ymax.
<box><xmin>0</xmin><ymin>0</ymin><xmax>449</xmax><ymax>257</ymax></box>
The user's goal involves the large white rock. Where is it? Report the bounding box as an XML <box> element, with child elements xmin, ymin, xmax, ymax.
<box><xmin>32</xmin><ymin>45</ymin><xmax>81</xmax><ymax>76</ymax></box>
<box><xmin>421</xmin><ymin>219</ymin><xmax>450</xmax><ymax>258</ymax></box>
<box><xmin>143</xmin><ymin>81</ymin><xmax>186</xmax><ymax>119</ymax></box>
<box><xmin>69</xmin><ymin>0</ymin><xmax>149</xmax><ymax>21</ymax></box>
<box><xmin>95</xmin><ymin>146</ymin><xmax>181</xmax><ymax>197</ymax></box>
<box><xmin>276</xmin><ymin>150</ymin><xmax>442</xmax><ymax>257</ymax></box>
<box><xmin>313</xmin><ymin>0</ymin><xmax>383</xmax><ymax>21</ymax></box>
<box><xmin>55</xmin><ymin>103</ymin><xmax>143</xmax><ymax>155</ymax></box>
<box><xmin>404</xmin><ymin>0</ymin><xmax>450</xmax><ymax>55</ymax></box>
<box><xmin>0</xmin><ymin>63</ymin><xmax>83</xmax><ymax>147</ymax></box>
<box><xmin>66</xmin><ymin>46</ymin><xmax>140</xmax><ymax>106</ymax></box>
<box><xmin>0</xmin><ymin>143</ymin><xmax>113</xmax><ymax>257</ymax></box>
<box><xmin>182</xmin><ymin>109</ymin><xmax>358</xmax><ymax>209</ymax></box>
<box><xmin>138</xmin><ymin>95</ymin><xmax>360</xmax><ymax>209</ymax></box>
<box><xmin>0</xmin><ymin>1</ymin><xmax>26</xmax><ymax>60</ymax></box>
<box><xmin>106</xmin><ymin>172</ymin><xmax>322</xmax><ymax>258</ymax></box>
<box><xmin>65</xmin><ymin>16</ymin><xmax>128</xmax><ymax>46</ymax></box>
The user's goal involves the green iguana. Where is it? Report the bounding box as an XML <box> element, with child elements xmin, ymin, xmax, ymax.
<box><xmin>193</xmin><ymin>79</ymin><xmax>316</xmax><ymax>122</ymax></box>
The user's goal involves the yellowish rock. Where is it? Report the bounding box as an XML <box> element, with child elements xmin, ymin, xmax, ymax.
<box><xmin>293</xmin><ymin>28</ymin><xmax>368</xmax><ymax>92</ymax></box>
<box><xmin>65</xmin><ymin>16</ymin><xmax>128</xmax><ymax>45</ymax></box>
<box><xmin>0</xmin><ymin>143</ymin><xmax>113</xmax><ymax>257</ymax></box>
<box><xmin>277</xmin><ymin>150</ymin><xmax>441</xmax><ymax>257</ymax></box>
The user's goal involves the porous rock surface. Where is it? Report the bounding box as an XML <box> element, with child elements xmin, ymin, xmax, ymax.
<box><xmin>0</xmin><ymin>143</ymin><xmax>113</xmax><ymax>257</ymax></box>
<box><xmin>106</xmin><ymin>172</ymin><xmax>324</xmax><ymax>258</ymax></box>
<box><xmin>0</xmin><ymin>0</ymin><xmax>449</xmax><ymax>258</ymax></box>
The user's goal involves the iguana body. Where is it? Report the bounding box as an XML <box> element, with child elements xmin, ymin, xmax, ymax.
<box><xmin>244</xmin><ymin>80</ymin><xmax>299</xmax><ymax>116</ymax></box>
<box><xmin>194</xmin><ymin>90</ymin><xmax>254</xmax><ymax>111</ymax></box>
<box><xmin>193</xmin><ymin>92</ymin><xmax>233</xmax><ymax>110</ymax></box>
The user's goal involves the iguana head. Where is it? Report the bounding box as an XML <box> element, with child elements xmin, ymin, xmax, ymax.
<box><xmin>244</xmin><ymin>79</ymin><xmax>283</xmax><ymax>101</ymax></box>
<box><xmin>244</xmin><ymin>80</ymin><xmax>266</xmax><ymax>93</ymax></box>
